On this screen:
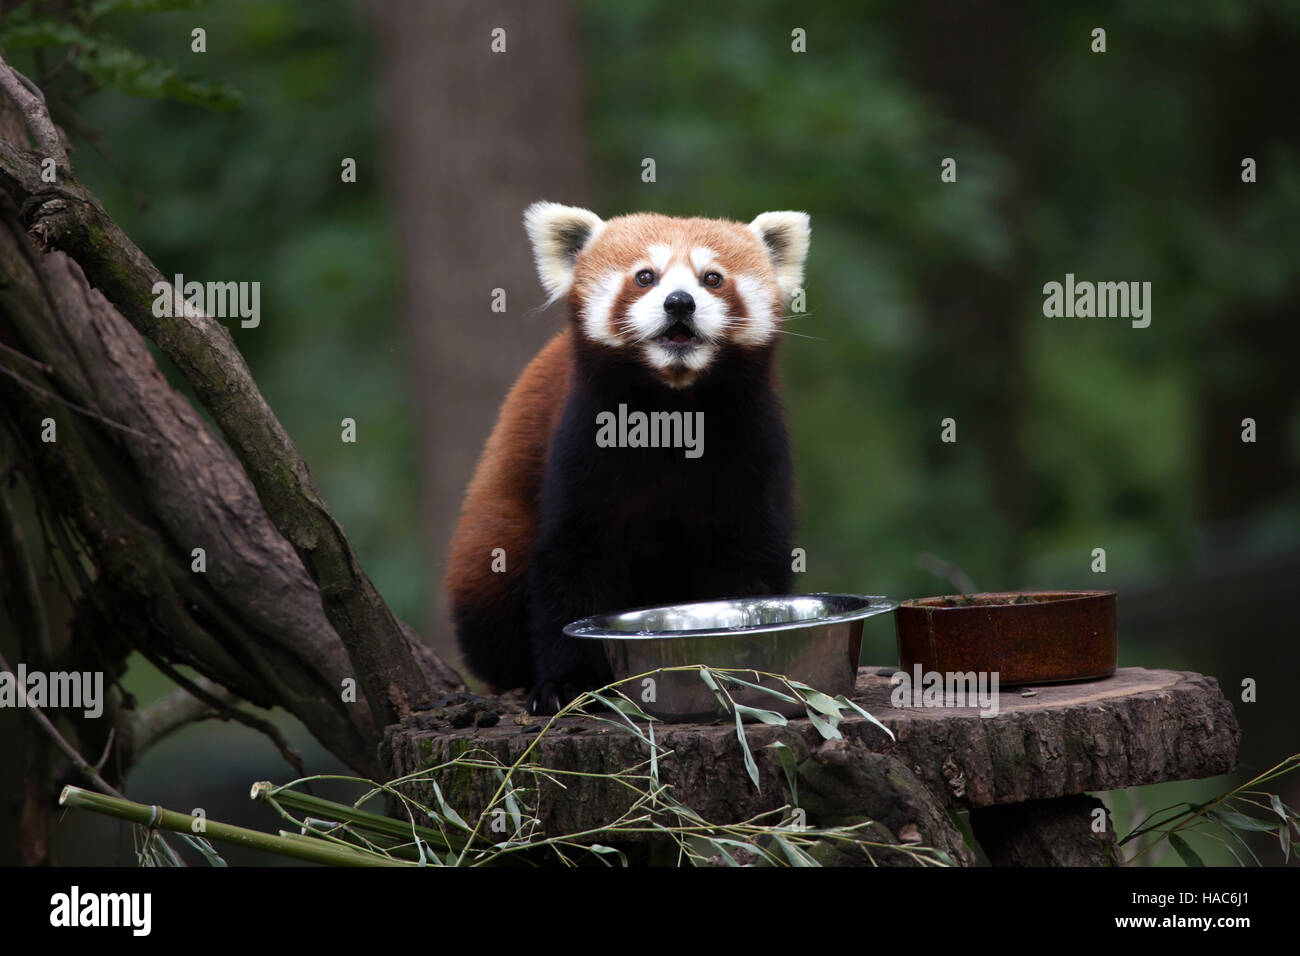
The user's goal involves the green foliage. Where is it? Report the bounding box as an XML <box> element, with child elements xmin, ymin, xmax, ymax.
<box><xmin>1120</xmin><ymin>754</ymin><xmax>1300</xmax><ymax>866</ymax></box>
<box><xmin>0</xmin><ymin>1</ymin><xmax>241</xmax><ymax>108</ymax></box>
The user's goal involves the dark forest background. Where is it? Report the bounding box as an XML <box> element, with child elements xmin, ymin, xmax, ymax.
<box><xmin>0</xmin><ymin>0</ymin><xmax>1297</xmax><ymax>865</ymax></box>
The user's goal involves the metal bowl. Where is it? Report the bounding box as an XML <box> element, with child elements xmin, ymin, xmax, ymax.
<box><xmin>564</xmin><ymin>593</ymin><xmax>896</xmax><ymax>722</ymax></box>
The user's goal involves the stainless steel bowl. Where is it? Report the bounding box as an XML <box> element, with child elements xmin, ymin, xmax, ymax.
<box><xmin>564</xmin><ymin>593</ymin><xmax>897</xmax><ymax>722</ymax></box>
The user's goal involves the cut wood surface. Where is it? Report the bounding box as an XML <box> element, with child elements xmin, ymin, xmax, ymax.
<box><xmin>383</xmin><ymin>666</ymin><xmax>1239</xmax><ymax>863</ymax></box>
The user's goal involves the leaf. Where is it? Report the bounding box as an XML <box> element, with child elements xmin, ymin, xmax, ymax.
<box><xmin>805</xmin><ymin>706</ymin><xmax>842</xmax><ymax>740</ymax></box>
<box><xmin>768</xmin><ymin>740</ymin><xmax>799</xmax><ymax>804</ymax></box>
<box><xmin>587</xmin><ymin>844</ymin><xmax>628</xmax><ymax>866</ymax></box>
<box><xmin>734</xmin><ymin>709</ymin><xmax>760</xmax><ymax>790</ymax></box>
<box><xmin>428</xmin><ymin>780</ymin><xmax>469</xmax><ymax>831</ymax></box>
<box><xmin>1168</xmin><ymin>833</ymin><xmax>1205</xmax><ymax>867</ymax></box>
<box><xmin>602</xmin><ymin>689</ymin><xmax>657</xmax><ymax>722</ymax></box>
<box><xmin>1281</xmin><ymin>822</ymin><xmax>1291</xmax><ymax>863</ymax></box>
<box><xmin>494</xmin><ymin>770</ymin><xmax>523</xmax><ymax>834</ymax></box>
<box><xmin>713</xmin><ymin>671</ymin><xmax>799</xmax><ymax>704</ymax></box>
<box><xmin>648</xmin><ymin>719</ymin><xmax>659</xmax><ymax>786</ymax></box>
<box><xmin>733</xmin><ymin>703</ymin><xmax>788</xmax><ymax>726</ymax></box>
<box><xmin>772</xmin><ymin>833</ymin><xmax>818</xmax><ymax>867</ymax></box>
<box><xmin>695</xmin><ymin>666</ymin><xmax>731</xmax><ymax>713</ymax></box>
<box><xmin>711</xmin><ymin>836</ymin><xmax>780</xmax><ymax>866</ymax></box>
<box><xmin>181</xmin><ymin>834</ymin><xmax>227</xmax><ymax>867</ymax></box>
<box><xmin>1209</xmin><ymin>809</ymin><xmax>1278</xmax><ymax>833</ymax></box>
<box><xmin>796</xmin><ymin>686</ymin><xmax>844</xmax><ymax>718</ymax></box>
<box><xmin>1270</xmin><ymin>793</ymin><xmax>1288</xmax><ymax>822</ymax></box>
<box><xmin>836</xmin><ymin>694</ymin><xmax>896</xmax><ymax>742</ymax></box>
<box><xmin>688</xmin><ymin>836</ymin><xmax>738</xmax><ymax>866</ymax></box>
<box><xmin>586</xmin><ymin>691</ymin><xmax>653</xmax><ymax>743</ymax></box>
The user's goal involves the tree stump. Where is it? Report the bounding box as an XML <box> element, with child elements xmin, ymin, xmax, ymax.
<box><xmin>382</xmin><ymin>666</ymin><xmax>1239</xmax><ymax>866</ymax></box>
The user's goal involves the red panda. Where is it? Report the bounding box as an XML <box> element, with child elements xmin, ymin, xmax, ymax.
<box><xmin>444</xmin><ymin>202</ymin><xmax>811</xmax><ymax>714</ymax></box>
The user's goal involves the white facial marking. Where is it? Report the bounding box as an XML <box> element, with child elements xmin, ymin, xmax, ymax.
<box><xmin>645</xmin><ymin>342</ymin><xmax>717</xmax><ymax>377</ymax></box>
<box><xmin>690</xmin><ymin>247</ymin><xmax>716</xmax><ymax>273</ymax></box>
<box><xmin>647</xmin><ymin>244</ymin><xmax>671</xmax><ymax>272</ymax></box>
<box><xmin>582</xmin><ymin>270</ymin><xmax>626</xmax><ymax>346</ymax></box>
<box><xmin>733</xmin><ymin>274</ymin><xmax>777</xmax><ymax>344</ymax></box>
<box><xmin>623</xmin><ymin>263</ymin><xmax>729</xmax><ymax>343</ymax></box>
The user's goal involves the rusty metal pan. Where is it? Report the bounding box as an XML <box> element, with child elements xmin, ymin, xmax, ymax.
<box><xmin>894</xmin><ymin>590</ymin><xmax>1117</xmax><ymax>686</ymax></box>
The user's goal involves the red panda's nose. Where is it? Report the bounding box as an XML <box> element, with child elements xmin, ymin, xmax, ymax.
<box><xmin>663</xmin><ymin>291</ymin><xmax>696</xmax><ymax>317</ymax></box>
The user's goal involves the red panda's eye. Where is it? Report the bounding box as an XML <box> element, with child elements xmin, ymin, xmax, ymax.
<box><xmin>703</xmin><ymin>271</ymin><xmax>723</xmax><ymax>289</ymax></box>
<box><xmin>635</xmin><ymin>269</ymin><xmax>655</xmax><ymax>287</ymax></box>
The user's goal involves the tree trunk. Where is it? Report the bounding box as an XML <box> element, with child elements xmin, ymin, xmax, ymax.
<box><xmin>368</xmin><ymin>0</ymin><xmax>589</xmax><ymax>670</ymax></box>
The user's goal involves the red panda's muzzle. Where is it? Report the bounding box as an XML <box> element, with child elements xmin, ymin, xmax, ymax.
<box><xmin>656</xmin><ymin>319</ymin><xmax>701</xmax><ymax>346</ymax></box>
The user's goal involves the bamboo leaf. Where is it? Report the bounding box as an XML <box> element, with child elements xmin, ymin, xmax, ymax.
<box><xmin>806</xmin><ymin>706</ymin><xmax>842</xmax><ymax>740</ymax></box>
<box><xmin>769</xmin><ymin>740</ymin><xmax>799</xmax><ymax>804</ymax></box>
<box><xmin>428</xmin><ymin>780</ymin><xmax>469</xmax><ymax>831</ymax></box>
<box><xmin>586</xmin><ymin>691</ymin><xmax>653</xmax><ymax>743</ymax></box>
<box><xmin>836</xmin><ymin>694</ymin><xmax>896</xmax><ymax>742</ymax></box>
<box><xmin>1209</xmin><ymin>809</ymin><xmax>1277</xmax><ymax>833</ymax></box>
<box><xmin>649</xmin><ymin>719</ymin><xmax>659</xmax><ymax>787</ymax></box>
<box><xmin>1270</xmin><ymin>793</ymin><xmax>1287</xmax><ymax>822</ymax></box>
<box><xmin>587</xmin><ymin>844</ymin><xmax>627</xmax><ymax>866</ymax></box>
<box><xmin>713</xmin><ymin>671</ymin><xmax>799</xmax><ymax>704</ymax></box>
<box><xmin>772</xmin><ymin>833</ymin><xmax>818</xmax><ymax>867</ymax></box>
<box><xmin>734</xmin><ymin>709</ymin><xmax>760</xmax><ymax>790</ymax></box>
<box><xmin>795</xmin><ymin>686</ymin><xmax>844</xmax><ymax>718</ymax></box>
<box><xmin>733</xmin><ymin>703</ymin><xmax>788</xmax><ymax>726</ymax></box>
<box><xmin>1169</xmin><ymin>833</ymin><xmax>1205</xmax><ymax>867</ymax></box>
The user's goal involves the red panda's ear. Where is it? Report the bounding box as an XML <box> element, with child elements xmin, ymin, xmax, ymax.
<box><xmin>524</xmin><ymin>201</ymin><xmax>605</xmax><ymax>303</ymax></box>
<box><xmin>749</xmin><ymin>211</ymin><xmax>811</xmax><ymax>300</ymax></box>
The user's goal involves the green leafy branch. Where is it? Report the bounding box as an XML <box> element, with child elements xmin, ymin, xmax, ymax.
<box><xmin>1120</xmin><ymin>753</ymin><xmax>1300</xmax><ymax>866</ymax></box>
<box><xmin>0</xmin><ymin>0</ymin><xmax>241</xmax><ymax>110</ymax></box>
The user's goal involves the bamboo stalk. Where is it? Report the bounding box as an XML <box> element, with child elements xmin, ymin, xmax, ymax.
<box><xmin>60</xmin><ymin>786</ymin><xmax>411</xmax><ymax>867</ymax></box>
<box><xmin>250</xmin><ymin>780</ymin><xmax>460</xmax><ymax>851</ymax></box>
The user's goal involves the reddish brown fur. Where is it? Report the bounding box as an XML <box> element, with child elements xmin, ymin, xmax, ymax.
<box><xmin>442</xmin><ymin>328</ymin><xmax>572</xmax><ymax>653</ymax></box>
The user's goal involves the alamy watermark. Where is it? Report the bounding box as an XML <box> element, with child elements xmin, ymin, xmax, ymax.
<box><xmin>0</xmin><ymin>663</ymin><xmax>103</xmax><ymax>718</ymax></box>
<box><xmin>890</xmin><ymin>665</ymin><xmax>1000</xmax><ymax>718</ymax></box>
<box><xmin>595</xmin><ymin>403</ymin><xmax>703</xmax><ymax>459</ymax></box>
<box><xmin>1042</xmin><ymin>273</ymin><xmax>1150</xmax><ymax>328</ymax></box>
<box><xmin>151</xmin><ymin>273</ymin><xmax>261</xmax><ymax>328</ymax></box>
<box><xmin>50</xmin><ymin>886</ymin><xmax>150</xmax><ymax>936</ymax></box>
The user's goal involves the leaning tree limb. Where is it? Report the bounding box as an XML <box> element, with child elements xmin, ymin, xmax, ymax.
<box><xmin>0</xmin><ymin>50</ymin><xmax>453</xmax><ymax>733</ymax></box>
<box><xmin>0</xmin><ymin>52</ymin><xmax>462</xmax><ymax>782</ymax></box>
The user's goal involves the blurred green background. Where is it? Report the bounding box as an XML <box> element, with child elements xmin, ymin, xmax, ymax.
<box><xmin>1</xmin><ymin>0</ymin><xmax>1296</xmax><ymax>865</ymax></box>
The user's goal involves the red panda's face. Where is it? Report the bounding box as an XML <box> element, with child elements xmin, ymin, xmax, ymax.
<box><xmin>525</xmin><ymin>204</ymin><xmax>810</xmax><ymax>387</ymax></box>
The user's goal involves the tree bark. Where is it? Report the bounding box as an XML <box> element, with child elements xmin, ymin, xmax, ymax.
<box><xmin>0</xmin><ymin>52</ymin><xmax>463</xmax><ymax>858</ymax></box>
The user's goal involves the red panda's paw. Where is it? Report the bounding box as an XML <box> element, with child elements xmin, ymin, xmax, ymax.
<box><xmin>526</xmin><ymin>680</ymin><xmax>589</xmax><ymax>717</ymax></box>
